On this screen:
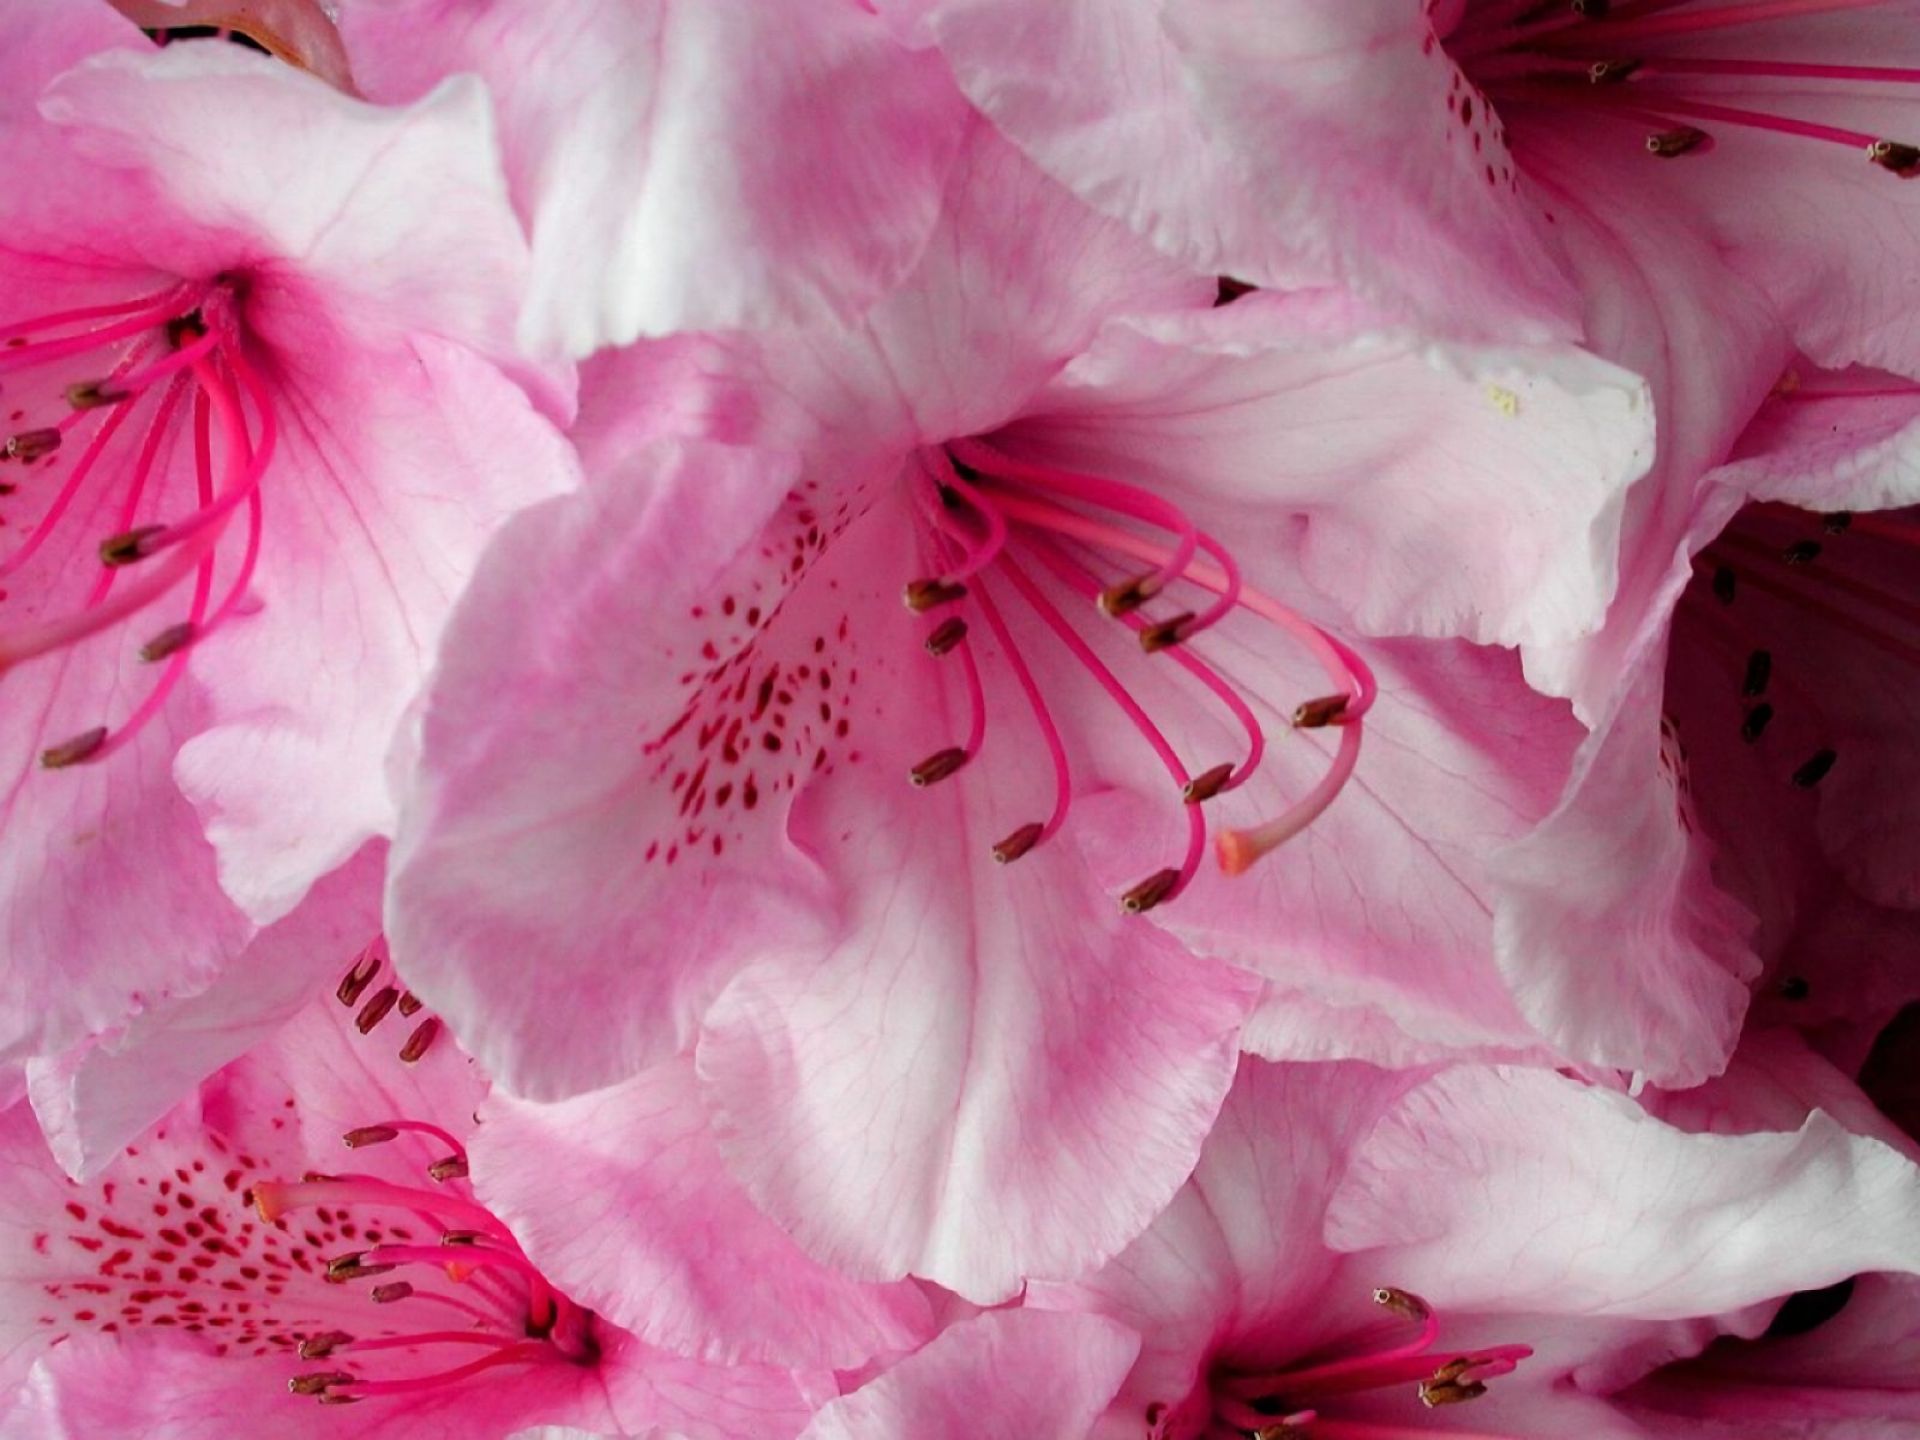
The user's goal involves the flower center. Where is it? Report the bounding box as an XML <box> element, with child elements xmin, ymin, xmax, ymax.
<box><xmin>1436</xmin><ymin>0</ymin><xmax>1917</xmax><ymax>181</ymax></box>
<box><xmin>0</xmin><ymin>276</ymin><xmax>277</xmax><ymax>769</ymax></box>
<box><xmin>1159</xmin><ymin>1288</ymin><xmax>1531</xmax><ymax>1440</ymax></box>
<box><xmin>898</xmin><ymin>439</ymin><xmax>1375</xmax><ymax>913</ymax></box>
<box><xmin>264</xmin><ymin>945</ymin><xmax>597</xmax><ymax>1405</ymax></box>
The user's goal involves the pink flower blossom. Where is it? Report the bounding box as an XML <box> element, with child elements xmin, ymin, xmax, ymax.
<box><xmin>0</xmin><ymin>934</ymin><xmax>830</xmax><ymax>1438</ymax></box>
<box><xmin>0</xmin><ymin>4</ymin><xmax>573</xmax><ymax>1064</ymax></box>
<box><xmin>1494</xmin><ymin>377</ymin><xmax>1920</xmax><ymax>1085</ymax></box>
<box><xmin>333</xmin><ymin>0</ymin><xmax>974</xmax><ymax>354</ymax></box>
<box><xmin>969</xmin><ymin>1056</ymin><xmax>1920</xmax><ymax>1440</ymax></box>
<box><xmin>388</xmin><ymin>119</ymin><xmax>1657</xmax><ymax>1299</ymax></box>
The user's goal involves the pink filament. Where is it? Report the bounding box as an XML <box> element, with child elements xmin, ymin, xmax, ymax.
<box><xmin>1645</xmin><ymin>55</ymin><xmax>1920</xmax><ymax>82</ymax></box>
<box><xmin>342</xmin><ymin>1331</ymin><xmax>521</xmax><ymax>1353</ymax></box>
<box><xmin>355</xmin><ymin>1118</ymin><xmax>470</xmax><ymax>1161</ymax></box>
<box><xmin>333</xmin><ymin>1342</ymin><xmax>549</xmax><ymax>1397</ymax></box>
<box><xmin>996</xmin><ymin>553</ymin><xmax>1208</xmax><ymax>896</ymax></box>
<box><xmin>254</xmin><ymin>1177</ymin><xmax>505</xmax><ymax>1236</ymax></box>
<box><xmin>0</xmin><ymin>285</ymin><xmax>189</xmax><ymax>344</ymax></box>
<box><xmin>1630</xmin><ymin>95</ymin><xmax>1885</xmax><ymax>150</ymax></box>
<box><xmin>927</xmin><ymin>450</ymin><xmax>1010</xmax><ymax>582</ymax></box>
<box><xmin>85</xmin><ymin>382</ymin><xmax>192</xmax><ymax>610</ymax></box>
<box><xmin>1029</xmin><ymin>539</ymin><xmax>1266</xmax><ymax>791</ymax></box>
<box><xmin>1532</xmin><ymin>0</ymin><xmax>1888</xmax><ymax>48</ymax></box>
<box><xmin>0</xmin><ymin>391</ymin><xmax>143</xmax><ymax>580</ymax></box>
<box><xmin>988</xmin><ymin>489</ymin><xmax>1373</xmax><ymax>716</ymax></box>
<box><xmin>143</xmin><ymin>344</ymin><xmax>278</xmax><ymax>556</ymax></box>
<box><xmin>1227</xmin><ymin>1307</ymin><xmax>1442</xmax><ymax>1400</ymax></box>
<box><xmin>952</xmin><ymin>438</ymin><xmax>1200</xmax><ymax>602</ymax></box>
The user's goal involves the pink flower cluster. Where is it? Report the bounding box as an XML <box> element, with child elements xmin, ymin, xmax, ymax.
<box><xmin>1</xmin><ymin>1</ymin><xmax>1917</xmax><ymax>1435</ymax></box>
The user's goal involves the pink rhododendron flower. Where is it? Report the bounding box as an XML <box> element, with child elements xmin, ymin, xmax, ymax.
<box><xmin>333</xmin><ymin>0</ymin><xmax>974</xmax><ymax>354</ymax></box>
<box><xmin>0</xmin><ymin>939</ymin><xmax>828</xmax><ymax>1438</ymax></box>
<box><xmin>978</xmin><ymin>1057</ymin><xmax>1920</xmax><ymax>1440</ymax></box>
<box><xmin>0</xmin><ymin>3</ymin><xmax>574</xmax><ymax>1063</ymax></box>
<box><xmin>1494</xmin><ymin>377</ymin><xmax>1920</xmax><ymax>1085</ymax></box>
<box><xmin>389</xmin><ymin>120</ymin><xmax>1656</xmax><ymax>1298</ymax></box>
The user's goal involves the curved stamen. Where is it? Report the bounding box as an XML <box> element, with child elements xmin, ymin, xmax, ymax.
<box><xmin>987</xmin><ymin>488</ymin><xmax>1373</xmax><ymax>717</ymax></box>
<box><xmin>1216</xmin><ymin>723</ymin><xmax>1363</xmax><ymax>877</ymax></box>
<box><xmin>951</xmin><ymin>439</ymin><xmax>1200</xmax><ymax>613</ymax></box>
<box><xmin>141</xmin><ymin>341</ymin><xmax>278</xmax><ymax>557</ymax></box>
<box><xmin>0</xmin><ymin>387</ymin><xmax>144</xmax><ymax>581</ymax></box>
<box><xmin>327</xmin><ymin>1341</ymin><xmax>550</xmax><ymax>1399</ymax></box>
<box><xmin>1027</xmin><ymin>538</ymin><xmax>1266</xmax><ymax>794</ymax></box>
<box><xmin>995</xmin><ymin>552</ymin><xmax>1207</xmax><ymax>909</ymax></box>
<box><xmin>925</xmin><ymin>450</ymin><xmax>1010</xmax><ymax>582</ymax></box>
<box><xmin>0</xmin><ymin>285</ymin><xmax>191</xmax><ymax>345</ymax></box>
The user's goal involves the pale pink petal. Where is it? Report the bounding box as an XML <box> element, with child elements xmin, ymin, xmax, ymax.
<box><xmin>1074</xmin><ymin>636</ymin><xmax>1577</xmax><ymax>1070</ymax></box>
<box><xmin>893</xmin><ymin>0</ymin><xmax>1580</xmax><ymax>340</ymax></box>
<box><xmin>341</xmin><ymin>0</ymin><xmax>972</xmax><ymax>354</ymax></box>
<box><xmin>1327</xmin><ymin>1066</ymin><xmax>1920</xmax><ymax>1319</ymax></box>
<box><xmin>1011</xmin><ymin>288</ymin><xmax>1652</xmax><ymax>648</ymax></box>
<box><xmin>800</xmin><ymin>1310</ymin><xmax>1139</xmax><ymax>1440</ymax></box>
<box><xmin>470</xmin><ymin>1059</ymin><xmax>935</xmax><ymax>1370</ymax></box>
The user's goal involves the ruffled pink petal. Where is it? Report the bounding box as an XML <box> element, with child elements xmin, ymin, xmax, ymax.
<box><xmin>340</xmin><ymin>0</ymin><xmax>973</xmax><ymax>354</ymax></box>
<box><xmin>800</xmin><ymin>1310</ymin><xmax>1140</xmax><ymax>1440</ymax></box>
<box><xmin>1011</xmin><ymin>288</ymin><xmax>1652</xmax><ymax>648</ymax></box>
<box><xmin>1327</xmin><ymin>1066</ymin><xmax>1920</xmax><ymax>1319</ymax></box>
<box><xmin>893</xmin><ymin>0</ymin><xmax>1582</xmax><ymax>340</ymax></box>
<box><xmin>388</xmin><ymin>438</ymin><xmax>818</xmax><ymax>1100</ymax></box>
<box><xmin>469</xmin><ymin>1059</ymin><xmax>936</xmax><ymax>1370</ymax></box>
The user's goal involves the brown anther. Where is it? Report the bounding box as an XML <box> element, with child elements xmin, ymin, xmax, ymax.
<box><xmin>1646</xmin><ymin>126</ymin><xmax>1709</xmax><ymax>158</ymax></box>
<box><xmin>428</xmin><ymin>1153</ymin><xmax>470</xmax><ymax>1183</ymax></box>
<box><xmin>439</xmin><ymin>1229</ymin><xmax>485</xmax><ymax>1247</ymax></box>
<box><xmin>1121</xmin><ymin>867</ymin><xmax>1182</xmax><ymax>915</ymax></box>
<box><xmin>370</xmin><ymin>1281</ymin><xmax>414</xmax><ymax>1304</ymax></box>
<box><xmin>1712</xmin><ymin>565</ymin><xmax>1736</xmax><ymax>604</ymax></box>
<box><xmin>1741</xmin><ymin>702</ymin><xmax>1774</xmax><ymax>743</ymax></box>
<box><xmin>324</xmin><ymin>1253</ymin><xmax>395</xmax><ymax>1283</ymax></box>
<box><xmin>355</xmin><ymin>984</ymin><xmax>399</xmax><ymax>1033</ymax></box>
<box><xmin>1138</xmin><ymin>612</ymin><xmax>1196</xmax><ymax>653</ymax></box>
<box><xmin>336</xmin><ymin>949</ymin><xmax>380</xmax><ymax>1006</ymax></box>
<box><xmin>341</xmin><ymin>1125</ymin><xmax>399</xmax><ymax>1149</ymax></box>
<box><xmin>904</xmin><ymin>577</ymin><xmax>967</xmax><ymax>612</ymax></box>
<box><xmin>99</xmin><ymin>523</ymin><xmax>169</xmax><ymax>567</ymax></box>
<box><xmin>992</xmin><ymin>821</ymin><xmax>1045</xmax><ymax>864</ymax></box>
<box><xmin>1792</xmin><ymin>748</ymin><xmax>1838</xmax><ymax>789</ymax></box>
<box><xmin>1869</xmin><ymin>139</ymin><xmax>1920</xmax><ymax>176</ymax></box>
<box><xmin>1373</xmin><ymin>1286</ymin><xmax>1433</xmax><ymax>1322</ymax></box>
<box><xmin>1742</xmin><ymin>649</ymin><xmax>1771</xmax><ymax>698</ymax></box>
<box><xmin>1292</xmin><ymin>694</ymin><xmax>1351</xmax><ymax>729</ymax></box>
<box><xmin>140</xmin><ymin>621</ymin><xmax>197</xmax><ymax>663</ymax></box>
<box><xmin>925</xmin><ymin>616</ymin><xmax>969</xmax><ymax>656</ymax></box>
<box><xmin>1783</xmin><ymin>539</ymin><xmax>1822</xmax><ymax>565</ymax></box>
<box><xmin>1420</xmin><ymin>1377</ymin><xmax>1490</xmax><ymax>1407</ymax></box>
<box><xmin>298</xmin><ymin>1331</ymin><xmax>352</xmax><ymax>1359</ymax></box>
<box><xmin>399</xmin><ymin>1016</ymin><xmax>440</xmax><ymax>1063</ymax></box>
<box><xmin>1822</xmin><ymin>511</ymin><xmax>1853</xmax><ymax>533</ymax></box>
<box><xmin>65</xmin><ymin>379</ymin><xmax>129</xmax><ymax>410</ymax></box>
<box><xmin>1183</xmin><ymin>762</ymin><xmax>1236</xmax><ymax>805</ymax></box>
<box><xmin>909</xmin><ymin>747</ymin><xmax>970</xmax><ymax>787</ymax></box>
<box><xmin>1098</xmin><ymin>573</ymin><xmax>1158</xmax><ymax>617</ymax></box>
<box><xmin>1587</xmin><ymin>58</ymin><xmax>1641</xmax><ymax>84</ymax></box>
<box><xmin>289</xmin><ymin>1370</ymin><xmax>354</xmax><ymax>1396</ymax></box>
<box><xmin>41</xmin><ymin>727</ymin><xmax>108</xmax><ymax>769</ymax></box>
<box><xmin>396</xmin><ymin>991</ymin><xmax>424</xmax><ymax>1017</ymax></box>
<box><xmin>1214</xmin><ymin>276</ymin><xmax>1256</xmax><ymax>307</ymax></box>
<box><xmin>164</xmin><ymin>311</ymin><xmax>207</xmax><ymax>349</ymax></box>
<box><xmin>3</xmin><ymin>427</ymin><xmax>61</xmax><ymax>462</ymax></box>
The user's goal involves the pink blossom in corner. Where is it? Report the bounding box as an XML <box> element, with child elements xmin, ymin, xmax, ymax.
<box><xmin>331</xmin><ymin>0</ymin><xmax>974</xmax><ymax>354</ymax></box>
<box><xmin>1493</xmin><ymin>376</ymin><xmax>1920</xmax><ymax>1086</ymax></box>
<box><xmin>0</xmin><ymin>943</ymin><xmax>822</xmax><ymax>1439</ymax></box>
<box><xmin>0</xmin><ymin>4</ymin><xmax>575</xmax><ymax>1065</ymax></box>
<box><xmin>389</xmin><ymin>122</ymin><xmax>1657</xmax><ymax>1298</ymax></box>
<box><xmin>989</xmin><ymin>1057</ymin><xmax>1920</xmax><ymax>1440</ymax></box>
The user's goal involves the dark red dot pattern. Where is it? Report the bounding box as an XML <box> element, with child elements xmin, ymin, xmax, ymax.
<box><xmin>642</xmin><ymin>481</ymin><xmax>871</xmax><ymax>865</ymax></box>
